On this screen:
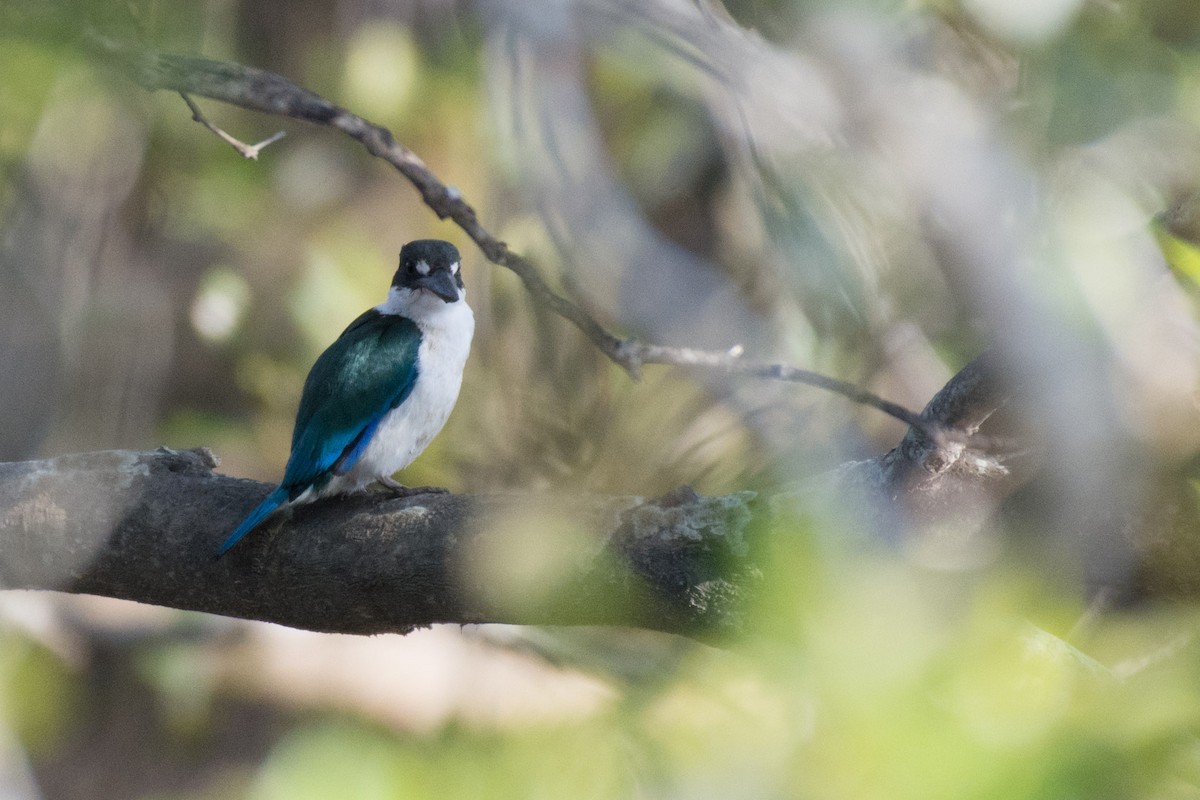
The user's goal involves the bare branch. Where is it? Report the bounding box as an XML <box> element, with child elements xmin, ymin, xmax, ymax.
<box><xmin>0</xmin><ymin>360</ymin><xmax>1029</xmax><ymax>634</ymax></box>
<box><xmin>81</xmin><ymin>36</ymin><xmax>963</xmax><ymax>441</ymax></box>
<box><xmin>179</xmin><ymin>92</ymin><xmax>285</xmax><ymax>160</ymax></box>
<box><xmin>825</xmin><ymin>353</ymin><xmax>1027</xmax><ymax>538</ymax></box>
<box><xmin>0</xmin><ymin>448</ymin><xmax>758</xmax><ymax>637</ymax></box>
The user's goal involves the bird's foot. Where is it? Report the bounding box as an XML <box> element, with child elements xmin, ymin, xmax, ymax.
<box><xmin>378</xmin><ymin>476</ymin><xmax>450</xmax><ymax>497</ymax></box>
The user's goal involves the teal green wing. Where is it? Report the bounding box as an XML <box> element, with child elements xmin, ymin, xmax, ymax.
<box><xmin>281</xmin><ymin>310</ymin><xmax>421</xmax><ymax>492</ymax></box>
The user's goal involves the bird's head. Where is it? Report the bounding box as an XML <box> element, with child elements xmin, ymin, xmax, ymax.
<box><xmin>393</xmin><ymin>240</ymin><xmax>464</xmax><ymax>304</ymax></box>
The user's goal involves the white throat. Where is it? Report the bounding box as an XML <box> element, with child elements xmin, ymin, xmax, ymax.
<box><xmin>376</xmin><ymin>284</ymin><xmax>466</xmax><ymax>324</ymax></box>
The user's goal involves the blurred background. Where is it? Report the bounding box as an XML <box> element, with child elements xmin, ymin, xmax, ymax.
<box><xmin>4</xmin><ymin>0</ymin><xmax>1200</xmax><ymax>797</ymax></box>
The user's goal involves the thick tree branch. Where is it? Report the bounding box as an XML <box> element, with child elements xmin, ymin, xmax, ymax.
<box><xmin>79</xmin><ymin>35</ymin><xmax>952</xmax><ymax>440</ymax></box>
<box><xmin>0</xmin><ymin>358</ymin><xmax>1024</xmax><ymax>636</ymax></box>
<box><xmin>0</xmin><ymin>448</ymin><xmax>758</xmax><ymax>637</ymax></box>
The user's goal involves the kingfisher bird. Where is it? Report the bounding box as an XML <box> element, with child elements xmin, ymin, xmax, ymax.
<box><xmin>217</xmin><ymin>239</ymin><xmax>475</xmax><ymax>556</ymax></box>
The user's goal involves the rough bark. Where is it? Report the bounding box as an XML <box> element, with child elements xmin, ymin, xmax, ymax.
<box><xmin>0</xmin><ymin>447</ymin><xmax>758</xmax><ymax>636</ymax></box>
<box><xmin>0</xmin><ymin>356</ymin><xmax>1021</xmax><ymax>637</ymax></box>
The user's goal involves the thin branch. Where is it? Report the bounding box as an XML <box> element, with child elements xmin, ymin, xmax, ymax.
<box><xmin>89</xmin><ymin>36</ymin><xmax>970</xmax><ymax>444</ymax></box>
<box><xmin>179</xmin><ymin>92</ymin><xmax>285</xmax><ymax>160</ymax></box>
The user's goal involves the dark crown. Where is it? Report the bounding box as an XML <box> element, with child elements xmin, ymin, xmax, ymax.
<box><xmin>393</xmin><ymin>239</ymin><xmax>463</xmax><ymax>290</ymax></box>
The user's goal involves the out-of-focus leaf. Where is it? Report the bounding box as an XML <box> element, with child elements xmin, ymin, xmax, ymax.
<box><xmin>0</xmin><ymin>633</ymin><xmax>78</xmax><ymax>753</ymax></box>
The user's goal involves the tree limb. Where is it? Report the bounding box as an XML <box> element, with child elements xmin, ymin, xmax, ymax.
<box><xmin>0</xmin><ymin>357</ymin><xmax>1025</xmax><ymax>636</ymax></box>
<box><xmin>0</xmin><ymin>448</ymin><xmax>759</xmax><ymax>637</ymax></box>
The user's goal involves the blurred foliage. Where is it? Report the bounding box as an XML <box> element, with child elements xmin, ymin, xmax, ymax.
<box><xmin>0</xmin><ymin>633</ymin><xmax>79</xmax><ymax>752</ymax></box>
<box><xmin>3</xmin><ymin>0</ymin><xmax>1200</xmax><ymax>798</ymax></box>
<box><xmin>13</xmin><ymin>548</ymin><xmax>1200</xmax><ymax>798</ymax></box>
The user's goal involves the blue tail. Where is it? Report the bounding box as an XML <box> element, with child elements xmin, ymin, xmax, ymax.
<box><xmin>217</xmin><ymin>486</ymin><xmax>289</xmax><ymax>557</ymax></box>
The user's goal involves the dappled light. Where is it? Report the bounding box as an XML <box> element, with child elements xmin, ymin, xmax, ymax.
<box><xmin>2</xmin><ymin>0</ymin><xmax>1200</xmax><ymax>797</ymax></box>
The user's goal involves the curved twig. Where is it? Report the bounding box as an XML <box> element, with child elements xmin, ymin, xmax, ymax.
<box><xmin>179</xmin><ymin>92</ymin><xmax>285</xmax><ymax>160</ymax></box>
<box><xmin>88</xmin><ymin>35</ymin><xmax>963</xmax><ymax>442</ymax></box>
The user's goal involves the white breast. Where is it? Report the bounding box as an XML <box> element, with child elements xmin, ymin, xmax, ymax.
<box><xmin>325</xmin><ymin>294</ymin><xmax>474</xmax><ymax>494</ymax></box>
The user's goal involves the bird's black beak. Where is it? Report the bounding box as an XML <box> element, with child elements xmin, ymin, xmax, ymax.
<box><xmin>416</xmin><ymin>270</ymin><xmax>459</xmax><ymax>303</ymax></box>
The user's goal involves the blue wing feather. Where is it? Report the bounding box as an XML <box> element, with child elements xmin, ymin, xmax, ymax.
<box><xmin>331</xmin><ymin>413</ymin><xmax>385</xmax><ymax>475</ymax></box>
<box><xmin>216</xmin><ymin>310</ymin><xmax>421</xmax><ymax>556</ymax></box>
<box><xmin>281</xmin><ymin>311</ymin><xmax>421</xmax><ymax>489</ymax></box>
